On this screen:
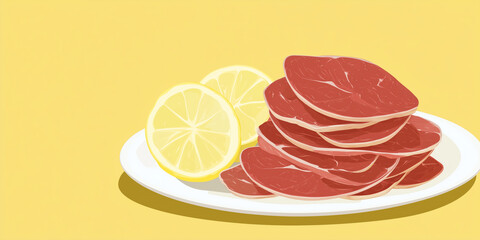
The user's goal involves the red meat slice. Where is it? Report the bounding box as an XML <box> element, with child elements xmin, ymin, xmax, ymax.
<box><xmin>219</xmin><ymin>165</ymin><xmax>274</xmax><ymax>198</ymax></box>
<box><xmin>240</xmin><ymin>147</ymin><xmax>398</xmax><ymax>200</ymax></box>
<box><xmin>265</xmin><ymin>77</ymin><xmax>375</xmax><ymax>132</ymax></box>
<box><xmin>345</xmin><ymin>174</ymin><xmax>406</xmax><ymax>200</ymax></box>
<box><xmin>284</xmin><ymin>55</ymin><xmax>418</xmax><ymax>122</ymax></box>
<box><xmin>267</xmin><ymin>115</ymin><xmax>441</xmax><ymax>157</ymax></box>
<box><xmin>317</xmin><ymin>115</ymin><xmax>410</xmax><ymax>148</ymax></box>
<box><xmin>258</xmin><ymin>130</ymin><xmax>378</xmax><ymax>173</ymax></box>
<box><xmin>265</xmin><ymin>78</ymin><xmax>410</xmax><ymax>147</ymax></box>
<box><xmin>258</xmin><ymin>124</ymin><xmax>400</xmax><ymax>186</ymax></box>
<box><xmin>389</xmin><ymin>151</ymin><xmax>432</xmax><ymax>178</ymax></box>
<box><xmin>395</xmin><ymin>156</ymin><xmax>444</xmax><ymax>189</ymax></box>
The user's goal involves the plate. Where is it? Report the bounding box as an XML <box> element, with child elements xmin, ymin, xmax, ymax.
<box><xmin>120</xmin><ymin>112</ymin><xmax>480</xmax><ymax>216</ymax></box>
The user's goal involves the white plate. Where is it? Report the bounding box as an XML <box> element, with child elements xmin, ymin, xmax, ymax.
<box><xmin>120</xmin><ymin>112</ymin><xmax>480</xmax><ymax>216</ymax></box>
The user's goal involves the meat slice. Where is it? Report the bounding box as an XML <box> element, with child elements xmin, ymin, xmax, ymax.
<box><xmin>265</xmin><ymin>78</ymin><xmax>410</xmax><ymax>147</ymax></box>
<box><xmin>389</xmin><ymin>151</ymin><xmax>432</xmax><ymax>178</ymax></box>
<box><xmin>345</xmin><ymin>174</ymin><xmax>406</xmax><ymax>200</ymax></box>
<box><xmin>258</xmin><ymin>124</ymin><xmax>400</xmax><ymax>186</ymax></box>
<box><xmin>267</xmin><ymin>115</ymin><xmax>441</xmax><ymax>157</ymax></box>
<box><xmin>395</xmin><ymin>156</ymin><xmax>444</xmax><ymax>189</ymax></box>
<box><xmin>258</xmin><ymin>131</ymin><xmax>378</xmax><ymax>173</ymax></box>
<box><xmin>240</xmin><ymin>147</ymin><xmax>398</xmax><ymax>200</ymax></box>
<box><xmin>265</xmin><ymin>77</ymin><xmax>375</xmax><ymax>132</ymax></box>
<box><xmin>219</xmin><ymin>165</ymin><xmax>274</xmax><ymax>198</ymax></box>
<box><xmin>317</xmin><ymin>115</ymin><xmax>410</xmax><ymax>148</ymax></box>
<box><xmin>284</xmin><ymin>55</ymin><xmax>418</xmax><ymax>122</ymax></box>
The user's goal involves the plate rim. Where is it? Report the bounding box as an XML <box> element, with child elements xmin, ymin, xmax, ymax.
<box><xmin>120</xmin><ymin>111</ymin><xmax>480</xmax><ymax>216</ymax></box>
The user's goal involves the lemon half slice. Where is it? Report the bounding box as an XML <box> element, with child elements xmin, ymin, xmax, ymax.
<box><xmin>146</xmin><ymin>83</ymin><xmax>240</xmax><ymax>182</ymax></box>
<box><xmin>200</xmin><ymin>66</ymin><xmax>272</xmax><ymax>146</ymax></box>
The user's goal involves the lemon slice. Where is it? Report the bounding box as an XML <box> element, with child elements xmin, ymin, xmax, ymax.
<box><xmin>146</xmin><ymin>83</ymin><xmax>241</xmax><ymax>182</ymax></box>
<box><xmin>200</xmin><ymin>66</ymin><xmax>272</xmax><ymax>146</ymax></box>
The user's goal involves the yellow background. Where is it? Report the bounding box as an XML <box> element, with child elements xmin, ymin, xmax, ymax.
<box><xmin>1</xmin><ymin>0</ymin><xmax>480</xmax><ymax>239</ymax></box>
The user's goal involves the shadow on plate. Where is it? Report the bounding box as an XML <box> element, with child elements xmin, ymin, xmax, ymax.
<box><xmin>118</xmin><ymin>172</ymin><xmax>476</xmax><ymax>225</ymax></box>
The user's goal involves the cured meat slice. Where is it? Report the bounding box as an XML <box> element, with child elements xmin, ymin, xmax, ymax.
<box><xmin>389</xmin><ymin>151</ymin><xmax>432</xmax><ymax>178</ymax></box>
<box><xmin>265</xmin><ymin>78</ymin><xmax>410</xmax><ymax>147</ymax></box>
<box><xmin>395</xmin><ymin>156</ymin><xmax>444</xmax><ymax>189</ymax></box>
<box><xmin>258</xmin><ymin>131</ymin><xmax>378</xmax><ymax>173</ymax></box>
<box><xmin>240</xmin><ymin>147</ymin><xmax>398</xmax><ymax>200</ymax></box>
<box><xmin>267</xmin><ymin>115</ymin><xmax>441</xmax><ymax>157</ymax></box>
<box><xmin>317</xmin><ymin>115</ymin><xmax>410</xmax><ymax>148</ymax></box>
<box><xmin>258</xmin><ymin>125</ymin><xmax>400</xmax><ymax>186</ymax></box>
<box><xmin>321</xmin><ymin>156</ymin><xmax>399</xmax><ymax>186</ymax></box>
<box><xmin>345</xmin><ymin>174</ymin><xmax>406</xmax><ymax>200</ymax></box>
<box><xmin>219</xmin><ymin>165</ymin><xmax>274</xmax><ymax>198</ymax></box>
<box><xmin>265</xmin><ymin>77</ymin><xmax>375</xmax><ymax>132</ymax></box>
<box><xmin>345</xmin><ymin>153</ymin><xmax>432</xmax><ymax>199</ymax></box>
<box><xmin>284</xmin><ymin>55</ymin><xmax>418</xmax><ymax>122</ymax></box>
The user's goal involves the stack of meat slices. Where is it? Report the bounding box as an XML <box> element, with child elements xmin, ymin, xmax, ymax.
<box><xmin>220</xmin><ymin>55</ymin><xmax>444</xmax><ymax>200</ymax></box>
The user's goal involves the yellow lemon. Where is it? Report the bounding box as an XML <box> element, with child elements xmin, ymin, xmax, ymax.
<box><xmin>146</xmin><ymin>83</ymin><xmax>240</xmax><ymax>182</ymax></box>
<box><xmin>201</xmin><ymin>66</ymin><xmax>272</xmax><ymax>146</ymax></box>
